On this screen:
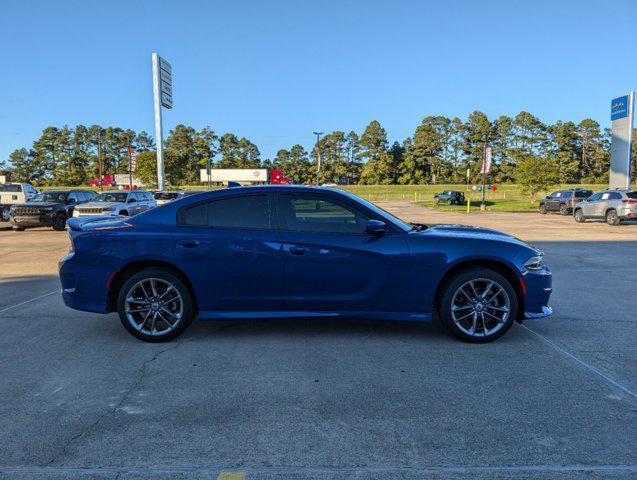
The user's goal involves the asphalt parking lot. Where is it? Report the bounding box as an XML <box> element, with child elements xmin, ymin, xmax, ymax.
<box><xmin>0</xmin><ymin>206</ymin><xmax>635</xmax><ymax>480</ymax></box>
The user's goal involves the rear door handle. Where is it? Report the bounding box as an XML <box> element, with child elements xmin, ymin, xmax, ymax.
<box><xmin>179</xmin><ymin>241</ymin><xmax>200</xmax><ymax>249</ymax></box>
<box><xmin>288</xmin><ymin>246</ymin><xmax>309</xmax><ymax>256</ymax></box>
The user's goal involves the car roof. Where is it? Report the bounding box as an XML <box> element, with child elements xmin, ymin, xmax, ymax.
<box><xmin>41</xmin><ymin>189</ymin><xmax>71</xmax><ymax>193</ymax></box>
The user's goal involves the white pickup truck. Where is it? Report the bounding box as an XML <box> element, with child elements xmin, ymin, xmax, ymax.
<box><xmin>0</xmin><ymin>183</ymin><xmax>38</xmax><ymax>221</ymax></box>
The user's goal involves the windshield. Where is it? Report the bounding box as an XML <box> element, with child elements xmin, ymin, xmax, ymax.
<box><xmin>30</xmin><ymin>192</ymin><xmax>68</xmax><ymax>203</ymax></box>
<box><xmin>94</xmin><ymin>192</ymin><xmax>128</xmax><ymax>203</ymax></box>
<box><xmin>340</xmin><ymin>190</ymin><xmax>411</xmax><ymax>232</ymax></box>
<box><xmin>0</xmin><ymin>184</ymin><xmax>22</xmax><ymax>192</ymax></box>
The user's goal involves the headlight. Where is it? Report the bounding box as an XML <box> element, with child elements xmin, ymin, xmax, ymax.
<box><xmin>102</xmin><ymin>206</ymin><xmax>116</xmax><ymax>211</ymax></box>
<box><xmin>524</xmin><ymin>254</ymin><xmax>544</xmax><ymax>271</ymax></box>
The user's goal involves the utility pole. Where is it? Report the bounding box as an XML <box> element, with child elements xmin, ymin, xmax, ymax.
<box><xmin>481</xmin><ymin>134</ymin><xmax>490</xmax><ymax>211</ymax></box>
<box><xmin>313</xmin><ymin>131</ymin><xmax>323</xmax><ymax>185</ymax></box>
<box><xmin>97</xmin><ymin>129</ymin><xmax>103</xmax><ymax>192</ymax></box>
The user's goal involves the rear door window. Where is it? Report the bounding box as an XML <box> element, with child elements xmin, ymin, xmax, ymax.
<box><xmin>626</xmin><ymin>191</ymin><xmax>637</xmax><ymax>199</ymax></box>
<box><xmin>178</xmin><ymin>194</ymin><xmax>271</xmax><ymax>230</ymax></box>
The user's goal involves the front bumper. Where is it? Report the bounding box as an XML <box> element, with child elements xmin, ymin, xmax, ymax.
<box><xmin>10</xmin><ymin>214</ymin><xmax>54</xmax><ymax>227</ymax></box>
<box><xmin>521</xmin><ymin>265</ymin><xmax>553</xmax><ymax>320</ymax></box>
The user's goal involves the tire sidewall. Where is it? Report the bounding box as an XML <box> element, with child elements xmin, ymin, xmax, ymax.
<box><xmin>438</xmin><ymin>268</ymin><xmax>518</xmax><ymax>343</ymax></box>
<box><xmin>606</xmin><ymin>210</ymin><xmax>619</xmax><ymax>226</ymax></box>
<box><xmin>117</xmin><ymin>268</ymin><xmax>194</xmax><ymax>342</ymax></box>
<box><xmin>574</xmin><ymin>209</ymin><xmax>585</xmax><ymax>223</ymax></box>
<box><xmin>53</xmin><ymin>213</ymin><xmax>67</xmax><ymax>231</ymax></box>
<box><xmin>559</xmin><ymin>204</ymin><xmax>568</xmax><ymax>215</ymax></box>
<box><xmin>540</xmin><ymin>205</ymin><xmax>547</xmax><ymax>214</ymax></box>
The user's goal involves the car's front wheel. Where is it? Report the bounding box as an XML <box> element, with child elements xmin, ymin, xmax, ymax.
<box><xmin>574</xmin><ymin>209</ymin><xmax>585</xmax><ymax>223</ymax></box>
<box><xmin>540</xmin><ymin>205</ymin><xmax>547</xmax><ymax>214</ymax></box>
<box><xmin>117</xmin><ymin>268</ymin><xmax>194</xmax><ymax>342</ymax></box>
<box><xmin>52</xmin><ymin>213</ymin><xmax>67</xmax><ymax>231</ymax></box>
<box><xmin>438</xmin><ymin>268</ymin><xmax>518</xmax><ymax>343</ymax></box>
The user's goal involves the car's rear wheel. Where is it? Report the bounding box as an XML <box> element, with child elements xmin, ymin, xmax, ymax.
<box><xmin>540</xmin><ymin>205</ymin><xmax>547</xmax><ymax>214</ymax></box>
<box><xmin>117</xmin><ymin>268</ymin><xmax>194</xmax><ymax>342</ymax></box>
<box><xmin>438</xmin><ymin>268</ymin><xmax>518</xmax><ymax>343</ymax></box>
<box><xmin>574</xmin><ymin>209</ymin><xmax>585</xmax><ymax>223</ymax></box>
<box><xmin>559</xmin><ymin>204</ymin><xmax>569</xmax><ymax>215</ymax></box>
<box><xmin>605</xmin><ymin>209</ymin><xmax>620</xmax><ymax>226</ymax></box>
<box><xmin>52</xmin><ymin>213</ymin><xmax>67</xmax><ymax>231</ymax></box>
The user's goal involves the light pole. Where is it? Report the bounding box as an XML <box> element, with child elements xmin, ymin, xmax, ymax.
<box><xmin>97</xmin><ymin>129</ymin><xmax>103</xmax><ymax>192</ymax></box>
<box><xmin>313</xmin><ymin>131</ymin><xmax>323</xmax><ymax>185</ymax></box>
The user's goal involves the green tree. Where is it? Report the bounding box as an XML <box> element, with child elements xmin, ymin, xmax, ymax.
<box><xmin>514</xmin><ymin>156</ymin><xmax>561</xmax><ymax>202</ymax></box>
<box><xmin>358</xmin><ymin>120</ymin><xmax>394</xmax><ymax>184</ymax></box>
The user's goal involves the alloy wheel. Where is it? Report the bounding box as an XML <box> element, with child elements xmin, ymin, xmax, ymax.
<box><xmin>124</xmin><ymin>278</ymin><xmax>183</xmax><ymax>336</ymax></box>
<box><xmin>450</xmin><ymin>278</ymin><xmax>511</xmax><ymax>338</ymax></box>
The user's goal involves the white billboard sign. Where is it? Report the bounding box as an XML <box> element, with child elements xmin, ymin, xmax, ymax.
<box><xmin>200</xmin><ymin>169</ymin><xmax>268</xmax><ymax>183</ymax></box>
<box><xmin>609</xmin><ymin>92</ymin><xmax>634</xmax><ymax>189</ymax></box>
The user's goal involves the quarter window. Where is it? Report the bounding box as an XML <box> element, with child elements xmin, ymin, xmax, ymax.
<box><xmin>178</xmin><ymin>194</ymin><xmax>271</xmax><ymax>229</ymax></box>
<box><xmin>275</xmin><ymin>194</ymin><xmax>370</xmax><ymax>234</ymax></box>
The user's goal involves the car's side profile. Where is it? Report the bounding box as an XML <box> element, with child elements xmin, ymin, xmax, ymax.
<box><xmin>539</xmin><ymin>188</ymin><xmax>592</xmax><ymax>215</ymax></box>
<box><xmin>59</xmin><ymin>186</ymin><xmax>552</xmax><ymax>343</ymax></box>
<box><xmin>73</xmin><ymin>190</ymin><xmax>156</xmax><ymax>218</ymax></box>
<box><xmin>573</xmin><ymin>189</ymin><xmax>637</xmax><ymax>225</ymax></box>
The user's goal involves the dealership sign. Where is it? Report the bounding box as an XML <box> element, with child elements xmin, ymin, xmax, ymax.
<box><xmin>609</xmin><ymin>92</ymin><xmax>635</xmax><ymax>189</ymax></box>
<box><xmin>481</xmin><ymin>147</ymin><xmax>492</xmax><ymax>174</ymax></box>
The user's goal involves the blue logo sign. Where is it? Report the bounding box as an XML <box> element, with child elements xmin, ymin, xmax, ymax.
<box><xmin>611</xmin><ymin>95</ymin><xmax>628</xmax><ymax>120</ymax></box>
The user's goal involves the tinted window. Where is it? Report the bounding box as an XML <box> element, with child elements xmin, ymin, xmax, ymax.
<box><xmin>276</xmin><ymin>194</ymin><xmax>370</xmax><ymax>234</ymax></box>
<box><xmin>154</xmin><ymin>191</ymin><xmax>180</xmax><ymax>201</ymax></box>
<box><xmin>0</xmin><ymin>184</ymin><xmax>21</xmax><ymax>192</ymax></box>
<box><xmin>207</xmin><ymin>195</ymin><xmax>270</xmax><ymax>229</ymax></box>
<box><xmin>574</xmin><ymin>190</ymin><xmax>592</xmax><ymax>198</ymax></box>
<box><xmin>562</xmin><ymin>191</ymin><xmax>572</xmax><ymax>198</ymax></box>
<box><xmin>95</xmin><ymin>192</ymin><xmax>129</xmax><ymax>203</ymax></box>
<box><xmin>179</xmin><ymin>202</ymin><xmax>207</xmax><ymax>226</ymax></box>
<box><xmin>609</xmin><ymin>192</ymin><xmax>622</xmax><ymax>200</ymax></box>
<box><xmin>626</xmin><ymin>191</ymin><xmax>637</xmax><ymax>199</ymax></box>
<box><xmin>587</xmin><ymin>193</ymin><xmax>603</xmax><ymax>201</ymax></box>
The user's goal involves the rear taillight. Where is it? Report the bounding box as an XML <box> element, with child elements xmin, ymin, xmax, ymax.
<box><xmin>622</xmin><ymin>199</ymin><xmax>637</xmax><ymax>204</ymax></box>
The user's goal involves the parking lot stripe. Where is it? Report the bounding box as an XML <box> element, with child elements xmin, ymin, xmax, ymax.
<box><xmin>0</xmin><ymin>290</ymin><xmax>57</xmax><ymax>315</ymax></box>
<box><xmin>521</xmin><ymin>324</ymin><xmax>636</xmax><ymax>399</ymax></box>
<box><xmin>218</xmin><ymin>471</ymin><xmax>246</xmax><ymax>480</ymax></box>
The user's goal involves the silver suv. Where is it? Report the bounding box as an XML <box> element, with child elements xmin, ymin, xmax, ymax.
<box><xmin>573</xmin><ymin>189</ymin><xmax>637</xmax><ymax>225</ymax></box>
<box><xmin>73</xmin><ymin>190</ymin><xmax>156</xmax><ymax>218</ymax></box>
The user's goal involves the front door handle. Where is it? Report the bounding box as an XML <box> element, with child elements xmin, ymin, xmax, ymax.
<box><xmin>288</xmin><ymin>246</ymin><xmax>309</xmax><ymax>256</ymax></box>
<box><xmin>179</xmin><ymin>241</ymin><xmax>200</xmax><ymax>249</ymax></box>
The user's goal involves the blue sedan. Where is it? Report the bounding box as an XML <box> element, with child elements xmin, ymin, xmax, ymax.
<box><xmin>59</xmin><ymin>186</ymin><xmax>552</xmax><ymax>343</ymax></box>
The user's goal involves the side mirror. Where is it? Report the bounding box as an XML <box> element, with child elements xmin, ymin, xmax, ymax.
<box><xmin>366</xmin><ymin>219</ymin><xmax>386</xmax><ymax>236</ymax></box>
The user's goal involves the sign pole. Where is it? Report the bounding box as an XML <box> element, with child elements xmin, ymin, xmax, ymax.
<box><xmin>152</xmin><ymin>53</ymin><xmax>165</xmax><ymax>191</ymax></box>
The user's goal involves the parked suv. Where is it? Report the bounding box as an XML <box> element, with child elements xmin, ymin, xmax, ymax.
<box><xmin>0</xmin><ymin>182</ymin><xmax>38</xmax><ymax>221</ymax></box>
<box><xmin>573</xmin><ymin>189</ymin><xmax>637</xmax><ymax>225</ymax></box>
<box><xmin>434</xmin><ymin>190</ymin><xmax>465</xmax><ymax>205</ymax></box>
<box><xmin>539</xmin><ymin>188</ymin><xmax>592</xmax><ymax>215</ymax></box>
<box><xmin>10</xmin><ymin>189</ymin><xmax>96</xmax><ymax>231</ymax></box>
<box><xmin>73</xmin><ymin>190</ymin><xmax>156</xmax><ymax>218</ymax></box>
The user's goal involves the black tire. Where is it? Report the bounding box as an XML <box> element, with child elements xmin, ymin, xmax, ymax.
<box><xmin>540</xmin><ymin>205</ymin><xmax>547</xmax><ymax>215</ymax></box>
<box><xmin>559</xmin><ymin>204</ymin><xmax>569</xmax><ymax>215</ymax></box>
<box><xmin>12</xmin><ymin>226</ymin><xmax>25</xmax><ymax>231</ymax></box>
<box><xmin>574</xmin><ymin>209</ymin><xmax>586</xmax><ymax>223</ymax></box>
<box><xmin>117</xmin><ymin>268</ymin><xmax>194</xmax><ymax>342</ymax></box>
<box><xmin>437</xmin><ymin>267</ymin><xmax>518</xmax><ymax>343</ymax></box>
<box><xmin>52</xmin><ymin>213</ymin><xmax>67</xmax><ymax>231</ymax></box>
<box><xmin>447</xmin><ymin>199</ymin><xmax>453</xmax><ymax>205</ymax></box>
<box><xmin>605</xmin><ymin>209</ymin><xmax>620</xmax><ymax>226</ymax></box>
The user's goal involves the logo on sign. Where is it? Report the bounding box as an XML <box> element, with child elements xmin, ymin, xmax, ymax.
<box><xmin>611</xmin><ymin>96</ymin><xmax>628</xmax><ymax>121</ymax></box>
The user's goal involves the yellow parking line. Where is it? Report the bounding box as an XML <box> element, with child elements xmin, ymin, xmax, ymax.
<box><xmin>217</xmin><ymin>471</ymin><xmax>246</xmax><ymax>480</ymax></box>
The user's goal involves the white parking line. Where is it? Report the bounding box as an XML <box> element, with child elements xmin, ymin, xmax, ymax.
<box><xmin>0</xmin><ymin>290</ymin><xmax>58</xmax><ymax>315</ymax></box>
<box><xmin>521</xmin><ymin>324</ymin><xmax>636</xmax><ymax>399</ymax></box>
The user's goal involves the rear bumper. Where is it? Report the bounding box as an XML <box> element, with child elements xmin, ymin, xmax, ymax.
<box><xmin>59</xmin><ymin>252</ymin><xmax>110</xmax><ymax>314</ymax></box>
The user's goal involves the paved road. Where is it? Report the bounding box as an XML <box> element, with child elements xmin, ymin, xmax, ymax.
<box><xmin>0</xmin><ymin>211</ymin><xmax>635</xmax><ymax>480</ymax></box>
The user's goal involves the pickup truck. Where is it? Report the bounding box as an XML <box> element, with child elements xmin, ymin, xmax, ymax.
<box><xmin>0</xmin><ymin>183</ymin><xmax>39</xmax><ymax>221</ymax></box>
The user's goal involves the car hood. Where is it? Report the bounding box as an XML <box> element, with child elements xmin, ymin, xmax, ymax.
<box><xmin>415</xmin><ymin>224</ymin><xmax>530</xmax><ymax>247</ymax></box>
<box><xmin>78</xmin><ymin>202</ymin><xmax>122</xmax><ymax>209</ymax></box>
<box><xmin>14</xmin><ymin>202</ymin><xmax>60</xmax><ymax>208</ymax></box>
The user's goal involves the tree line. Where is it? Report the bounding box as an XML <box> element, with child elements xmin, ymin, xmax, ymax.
<box><xmin>2</xmin><ymin>112</ymin><xmax>634</xmax><ymax>188</ymax></box>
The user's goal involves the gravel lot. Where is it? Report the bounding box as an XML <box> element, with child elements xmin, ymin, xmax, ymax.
<box><xmin>0</xmin><ymin>206</ymin><xmax>635</xmax><ymax>480</ymax></box>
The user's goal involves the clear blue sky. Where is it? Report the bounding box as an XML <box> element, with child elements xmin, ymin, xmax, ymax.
<box><xmin>1</xmin><ymin>0</ymin><xmax>635</xmax><ymax>162</ymax></box>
